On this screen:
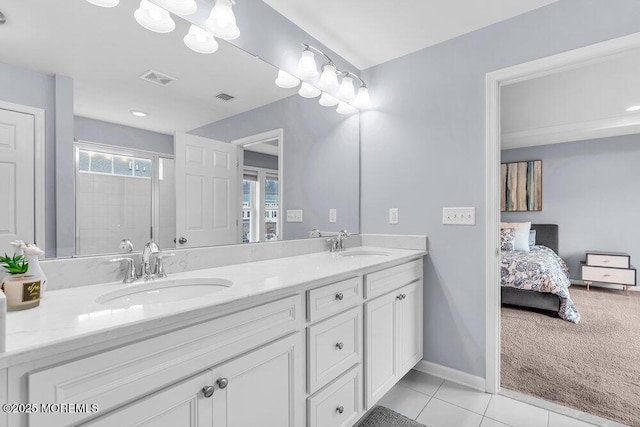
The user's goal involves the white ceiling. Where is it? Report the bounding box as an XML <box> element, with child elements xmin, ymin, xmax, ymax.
<box><xmin>262</xmin><ymin>0</ymin><xmax>559</xmax><ymax>70</ymax></box>
<box><xmin>501</xmin><ymin>49</ymin><xmax>640</xmax><ymax>149</ymax></box>
<box><xmin>0</xmin><ymin>0</ymin><xmax>296</xmax><ymax>135</ymax></box>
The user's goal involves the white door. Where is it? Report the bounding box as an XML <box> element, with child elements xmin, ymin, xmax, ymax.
<box><xmin>397</xmin><ymin>281</ymin><xmax>423</xmax><ymax>376</ymax></box>
<box><xmin>85</xmin><ymin>371</ymin><xmax>213</xmax><ymax>426</ymax></box>
<box><xmin>210</xmin><ymin>333</ymin><xmax>303</xmax><ymax>427</ymax></box>
<box><xmin>175</xmin><ymin>132</ymin><xmax>238</xmax><ymax>248</ymax></box>
<box><xmin>0</xmin><ymin>108</ymin><xmax>35</xmax><ymax>253</ymax></box>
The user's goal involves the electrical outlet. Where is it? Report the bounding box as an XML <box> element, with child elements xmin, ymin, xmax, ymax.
<box><xmin>442</xmin><ymin>207</ymin><xmax>475</xmax><ymax>225</ymax></box>
<box><xmin>329</xmin><ymin>209</ymin><xmax>337</xmax><ymax>223</ymax></box>
<box><xmin>389</xmin><ymin>208</ymin><xmax>399</xmax><ymax>224</ymax></box>
<box><xmin>286</xmin><ymin>209</ymin><xmax>303</xmax><ymax>222</ymax></box>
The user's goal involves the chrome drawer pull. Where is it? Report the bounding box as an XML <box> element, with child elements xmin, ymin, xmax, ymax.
<box><xmin>217</xmin><ymin>378</ymin><xmax>229</xmax><ymax>389</ymax></box>
<box><xmin>335</xmin><ymin>293</ymin><xmax>344</xmax><ymax>301</ymax></box>
<box><xmin>336</xmin><ymin>342</ymin><xmax>344</xmax><ymax>350</ymax></box>
<box><xmin>336</xmin><ymin>405</ymin><xmax>345</xmax><ymax>414</ymax></box>
<box><xmin>202</xmin><ymin>386</ymin><xmax>214</xmax><ymax>398</ymax></box>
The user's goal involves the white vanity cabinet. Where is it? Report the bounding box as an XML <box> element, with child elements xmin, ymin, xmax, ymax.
<box><xmin>364</xmin><ymin>262</ymin><xmax>423</xmax><ymax>409</ymax></box>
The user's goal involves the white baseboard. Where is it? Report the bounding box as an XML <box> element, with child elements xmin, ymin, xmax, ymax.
<box><xmin>414</xmin><ymin>360</ymin><xmax>486</xmax><ymax>392</ymax></box>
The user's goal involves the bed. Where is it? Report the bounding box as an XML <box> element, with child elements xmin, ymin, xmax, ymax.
<box><xmin>500</xmin><ymin>224</ymin><xmax>580</xmax><ymax>323</ymax></box>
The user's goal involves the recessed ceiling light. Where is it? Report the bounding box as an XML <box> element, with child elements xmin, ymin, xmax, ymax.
<box><xmin>626</xmin><ymin>105</ymin><xmax>640</xmax><ymax>112</ymax></box>
<box><xmin>131</xmin><ymin>110</ymin><xmax>149</xmax><ymax>117</ymax></box>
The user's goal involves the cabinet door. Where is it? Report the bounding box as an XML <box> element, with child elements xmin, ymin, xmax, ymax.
<box><xmin>211</xmin><ymin>333</ymin><xmax>304</xmax><ymax>427</ymax></box>
<box><xmin>397</xmin><ymin>280</ymin><xmax>423</xmax><ymax>376</ymax></box>
<box><xmin>365</xmin><ymin>291</ymin><xmax>398</xmax><ymax>409</ymax></box>
<box><xmin>86</xmin><ymin>371</ymin><xmax>213</xmax><ymax>426</ymax></box>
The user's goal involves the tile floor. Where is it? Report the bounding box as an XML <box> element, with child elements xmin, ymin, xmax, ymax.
<box><xmin>376</xmin><ymin>370</ymin><xmax>621</xmax><ymax>427</ymax></box>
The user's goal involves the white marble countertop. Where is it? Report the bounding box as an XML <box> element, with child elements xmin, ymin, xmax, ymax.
<box><xmin>1</xmin><ymin>246</ymin><xmax>425</xmax><ymax>368</ymax></box>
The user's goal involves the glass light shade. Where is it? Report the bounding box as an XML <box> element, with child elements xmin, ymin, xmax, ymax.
<box><xmin>318</xmin><ymin>92</ymin><xmax>339</xmax><ymax>107</ymax></box>
<box><xmin>298</xmin><ymin>82</ymin><xmax>321</xmax><ymax>99</ymax></box>
<box><xmin>155</xmin><ymin>0</ymin><xmax>197</xmax><ymax>15</ymax></box>
<box><xmin>336</xmin><ymin>76</ymin><xmax>356</xmax><ymax>102</ymax></box>
<box><xmin>296</xmin><ymin>50</ymin><xmax>319</xmax><ymax>80</ymax></box>
<box><xmin>205</xmin><ymin>0</ymin><xmax>240</xmax><ymax>40</ymax></box>
<box><xmin>336</xmin><ymin>101</ymin><xmax>358</xmax><ymax>115</ymax></box>
<box><xmin>318</xmin><ymin>64</ymin><xmax>339</xmax><ymax>91</ymax></box>
<box><xmin>353</xmin><ymin>86</ymin><xmax>371</xmax><ymax>109</ymax></box>
<box><xmin>86</xmin><ymin>0</ymin><xmax>119</xmax><ymax>7</ymax></box>
<box><xmin>184</xmin><ymin>25</ymin><xmax>219</xmax><ymax>54</ymax></box>
<box><xmin>134</xmin><ymin>0</ymin><xmax>175</xmax><ymax>33</ymax></box>
<box><xmin>275</xmin><ymin>70</ymin><xmax>301</xmax><ymax>89</ymax></box>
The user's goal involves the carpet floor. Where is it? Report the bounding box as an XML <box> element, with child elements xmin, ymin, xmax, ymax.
<box><xmin>501</xmin><ymin>286</ymin><xmax>640</xmax><ymax>426</ymax></box>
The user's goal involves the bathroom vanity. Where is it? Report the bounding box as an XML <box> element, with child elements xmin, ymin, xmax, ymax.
<box><xmin>0</xmin><ymin>242</ymin><xmax>426</xmax><ymax>427</ymax></box>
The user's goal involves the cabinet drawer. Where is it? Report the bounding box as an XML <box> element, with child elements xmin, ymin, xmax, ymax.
<box><xmin>308</xmin><ymin>365</ymin><xmax>363</xmax><ymax>427</ymax></box>
<box><xmin>28</xmin><ymin>295</ymin><xmax>302</xmax><ymax>427</ymax></box>
<box><xmin>307</xmin><ymin>276</ymin><xmax>362</xmax><ymax>322</ymax></box>
<box><xmin>308</xmin><ymin>306</ymin><xmax>362</xmax><ymax>393</ymax></box>
<box><xmin>586</xmin><ymin>253</ymin><xmax>630</xmax><ymax>269</ymax></box>
<box><xmin>365</xmin><ymin>259</ymin><xmax>422</xmax><ymax>299</ymax></box>
<box><xmin>581</xmin><ymin>265</ymin><xmax>636</xmax><ymax>285</ymax></box>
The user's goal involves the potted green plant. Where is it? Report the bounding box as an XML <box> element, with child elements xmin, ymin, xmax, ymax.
<box><xmin>1</xmin><ymin>253</ymin><xmax>41</xmax><ymax>311</ymax></box>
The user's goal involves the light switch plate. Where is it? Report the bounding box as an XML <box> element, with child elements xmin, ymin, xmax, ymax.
<box><xmin>389</xmin><ymin>208</ymin><xmax>399</xmax><ymax>224</ymax></box>
<box><xmin>286</xmin><ymin>209</ymin><xmax>303</xmax><ymax>222</ymax></box>
<box><xmin>329</xmin><ymin>209</ymin><xmax>337</xmax><ymax>223</ymax></box>
<box><xmin>442</xmin><ymin>207</ymin><xmax>475</xmax><ymax>225</ymax></box>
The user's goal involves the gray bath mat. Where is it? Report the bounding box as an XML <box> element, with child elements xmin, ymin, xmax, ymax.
<box><xmin>358</xmin><ymin>406</ymin><xmax>426</xmax><ymax>427</ymax></box>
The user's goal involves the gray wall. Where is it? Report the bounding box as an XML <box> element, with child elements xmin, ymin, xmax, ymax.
<box><xmin>502</xmin><ymin>135</ymin><xmax>640</xmax><ymax>278</ymax></box>
<box><xmin>244</xmin><ymin>151</ymin><xmax>278</xmax><ymax>171</ymax></box>
<box><xmin>190</xmin><ymin>95</ymin><xmax>360</xmax><ymax>240</ymax></box>
<box><xmin>360</xmin><ymin>0</ymin><xmax>640</xmax><ymax>378</ymax></box>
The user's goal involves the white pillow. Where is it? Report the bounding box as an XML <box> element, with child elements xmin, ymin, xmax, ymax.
<box><xmin>500</xmin><ymin>222</ymin><xmax>531</xmax><ymax>252</ymax></box>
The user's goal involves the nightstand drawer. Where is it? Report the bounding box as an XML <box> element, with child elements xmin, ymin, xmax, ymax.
<box><xmin>581</xmin><ymin>264</ymin><xmax>636</xmax><ymax>286</ymax></box>
<box><xmin>586</xmin><ymin>252</ymin><xmax>630</xmax><ymax>269</ymax></box>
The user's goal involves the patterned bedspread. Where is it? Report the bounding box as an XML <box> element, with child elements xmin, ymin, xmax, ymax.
<box><xmin>501</xmin><ymin>246</ymin><xmax>580</xmax><ymax>323</ymax></box>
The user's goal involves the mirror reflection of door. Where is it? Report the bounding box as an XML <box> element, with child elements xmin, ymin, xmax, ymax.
<box><xmin>234</xmin><ymin>129</ymin><xmax>282</xmax><ymax>244</ymax></box>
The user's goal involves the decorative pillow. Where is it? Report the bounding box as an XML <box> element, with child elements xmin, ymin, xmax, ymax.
<box><xmin>500</xmin><ymin>221</ymin><xmax>531</xmax><ymax>252</ymax></box>
<box><xmin>500</xmin><ymin>228</ymin><xmax>516</xmax><ymax>251</ymax></box>
<box><xmin>529</xmin><ymin>229</ymin><xmax>536</xmax><ymax>250</ymax></box>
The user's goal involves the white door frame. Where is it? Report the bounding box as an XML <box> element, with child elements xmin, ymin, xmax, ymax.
<box><xmin>232</xmin><ymin>128</ymin><xmax>284</xmax><ymax>242</ymax></box>
<box><xmin>485</xmin><ymin>31</ymin><xmax>640</xmax><ymax>394</ymax></box>
<box><xmin>0</xmin><ymin>100</ymin><xmax>46</xmax><ymax>252</ymax></box>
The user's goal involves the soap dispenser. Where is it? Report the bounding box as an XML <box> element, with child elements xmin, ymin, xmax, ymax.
<box><xmin>22</xmin><ymin>244</ymin><xmax>48</xmax><ymax>296</ymax></box>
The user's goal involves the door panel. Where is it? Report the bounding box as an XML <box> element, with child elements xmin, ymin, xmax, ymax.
<box><xmin>397</xmin><ymin>281</ymin><xmax>423</xmax><ymax>376</ymax></box>
<box><xmin>365</xmin><ymin>292</ymin><xmax>397</xmax><ymax>409</ymax></box>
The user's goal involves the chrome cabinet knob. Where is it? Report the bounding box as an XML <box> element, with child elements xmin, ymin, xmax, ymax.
<box><xmin>335</xmin><ymin>292</ymin><xmax>344</xmax><ymax>301</ymax></box>
<box><xmin>177</xmin><ymin>237</ymin><xmax>188</xmax><ymax>245</ymax></box>
<box><xmin>336</xmin><ymin>405</ymin><xmax>345</xmax><ymax>414</ymax></box>
<box><xmin>217</xmin><ymin>378</ymin><xmax>229</xmax><ymax>389</ymax></box>
<box><xmin>202</xmin><ymin>386</ymin><xmax>214</xmax><ymax>398</ymax></box>
<box><xmin>402</xmin><ymin>294</ymin><xmax>406</xmax><ymax>299</ymax></box>
<box><xmin>397</xmin><ymin>294</ymin><xmax>403</xmax><ymax>300</ymax></box>
<box><xmin>335</xmin><ymin>342</ymin><xmax>344</xmax><ymax>350</ymax></box>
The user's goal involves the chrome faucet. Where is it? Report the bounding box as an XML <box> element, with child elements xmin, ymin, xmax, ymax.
<box><xmin>142</xmin><ymin>241</ymin><xmax>161</xmax><ymax>280</ymax></box>
<box><xmin>327</xmin><ymin>230</ymin><xmax>350</xmax><ymax>252</ymax></box>
<box><xmin>110</xmin><ymin>241</ymin><xmax>175</xmax><ymax>283</ymax></box>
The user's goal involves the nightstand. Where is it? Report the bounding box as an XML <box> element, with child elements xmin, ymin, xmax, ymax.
<box><xmin>581</xmin><ymin>251</ymin><xmax>636</xmax><ymax>296</ymax></box>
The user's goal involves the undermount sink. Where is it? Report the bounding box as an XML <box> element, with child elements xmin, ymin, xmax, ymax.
<box><xmin>338</xmin><ymin>250</ymin><xmax>391</xmax><ymax>257</ymax></box>
<box><xmin>96</xmin><ymin>277</ymin><xmax>233</xmax><ymax>307</ymax></box>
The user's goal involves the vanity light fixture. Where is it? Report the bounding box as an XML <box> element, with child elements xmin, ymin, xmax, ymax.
<box><xmin>336</xmin><ymin>101</ymin><xmax>357</xmax><ymax>115</ymax></box>
<box><xmin>296</xmin><ymin>49</ymin><xmax>320</xmax><ymax>80</ymax></box>
<box><xmin>184</xmin><ymin>25</ymin><xmax>219</xmax><ymax>54</ymax></box>
<box><xmin>298</xmin><ymin>82</ymin><xmax>321</xmax><ymax>99</ymax></box>
<box><xmin>134</xmin><ymin>0</ymin><xmax>175</xmax><ymax>33</ymax></box>
<box><xmin>336</xmin><ymin>75</ymin><xmax>356</xmax><ymax>102</ymax></box>
<box><xmin>626</xmin><ymin>105</ymin><xmax>640</xmax><ymax>112</ymax></box>
<box><xmin>131</xmin><ymin>110</ymin><xmax>149</xmax><ymax>117</ymax></box>
<box><xmin>205</xmin><ymin>0</ymin><xmax>240</xmax><ymax>41</ymax></box>
<box><xmin>318</xmin><ymin>92</ymin><xmax>339</xmax><ymax>107</ymax></box>
<box><xmin>318</xmin><ymin>63</ymin><xmax>339</xmax><ymax>91</ymax></box>
<box><xmin>85</xmin><ymin>0</ymin><xmax>120</xmax><ymax>7</ymax></box>
<box><xmin>275</xmin><ymin>70</ymin><xmax>301</xmax><ymax>89</ymax></box>
<box><xmin>155</xmin><ymin>0</ymin><xmax>197</xmax><ymax>16</ymax></box>
<box><xmin>353</xmin><ymin>84</ymin><xmax>371</xmax><ymax>109</ymax></box>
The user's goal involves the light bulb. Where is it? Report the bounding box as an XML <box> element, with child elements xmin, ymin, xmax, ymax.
<box><xmin>336</xmin><ymin>76</ymin><xmax>356</xmax><ymax>102</ymax></box>
<box><xmin>155</xmin><ymin>0</ymin><xmax>197</xmax><ymax>15</ymax></box>
<box><xmin>298</xmin><ymin>82</ymin><xmax>321</xmax><ymax>99</ymax></box>
<box><xmin>318</xmin><ymin>64</ymin><xmax>339</xmax><ymax>91</ymax></box>
<box><xmin>353</xmin><ymin>86</ymin><xmax>372</xmax><ymax>109</ymax></box>
<box><xmin>296</xmin><ymin>50</ymin><xmax>319</xmax><ymax>80</ymax></box>
<box><xmin>184</xmin><ymin>25</ymin><xmax>219</xmax><ymax>54</ymax></box>
<box><xmin>336</xmin><ymin>101</ymin><xmax>358</xmax><ymax>115</ymax></box>
<box><xmin>275</xmin><ymin>70</ymin><xmax>300</xmax><ymax>89</ymax></box>
<box><xmin>134</xmin><ymin>0</ymin><xmax>175</xmax><ymax>33</ymax></box>
<box><xmin>205</xmin><ymin>0</ymin><xmax>240</xmax><ymax>40</ymax></box>
<box><xmin>86</xmin><ymin>0</ymin><xmax>119</xmax><ymax>7</ymax></box>
<box><xmin>319</xmin><ymin>92</ymin><xmax>339</xmax><ymax>107</ymax></box>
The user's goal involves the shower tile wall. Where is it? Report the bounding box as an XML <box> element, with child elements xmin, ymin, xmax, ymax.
<box><xmin>77</xmin><ymin>173</ymin><xmax>151</xmax><ymax>256</ymax></box>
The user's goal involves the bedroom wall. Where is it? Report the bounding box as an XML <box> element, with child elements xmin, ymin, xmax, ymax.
<box><xmin>360</xmin><ymin>0</ymin><xmax>640</xmax><ymax>379</ymax></box>
<box><xmin>501</xmin><ymin>134</ymin><xmax>640</xmax><ymax>280</ymax></box>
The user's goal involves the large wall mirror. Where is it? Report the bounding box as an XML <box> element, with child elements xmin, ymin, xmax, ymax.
<box><xmin>0</xmin><ymin>0</ymin><xmax>360</xmax><ymax>259</ymax></box>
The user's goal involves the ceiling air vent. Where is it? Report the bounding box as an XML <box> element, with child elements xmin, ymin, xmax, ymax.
<box><xmin>215</xmin><ymin>93</ymin><xmax>235</xmax><ymax>102</ymax></box>
<box><xmin>139</xmin><ymin>70</ymin><xmax>177</xmax><ymax>87</ymax></box>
